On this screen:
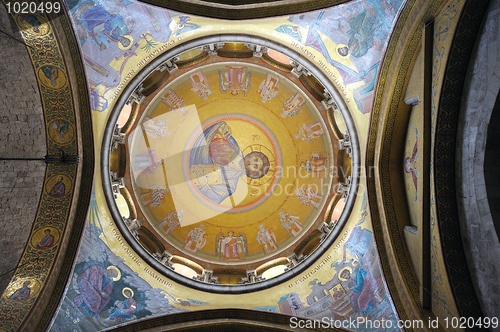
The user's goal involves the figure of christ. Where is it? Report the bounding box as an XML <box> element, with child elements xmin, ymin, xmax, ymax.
<box><xmin>189</xmin><ymin>121</ymin><xmax>270</xmax><ymax>204</ymax></box>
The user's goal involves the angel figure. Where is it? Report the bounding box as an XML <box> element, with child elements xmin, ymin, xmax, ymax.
<box><xmin>257</xmin><ymin>74</ymin><xmax>279</xmax><ymax>103</ymax></box>
<box><xmin>281</xmin><ymin>93</ymin><xmax>305</xmax><ymax>118</ymax></box>
<box><xmin>404</xmin><ymin>125</ymin><xmax>418</xmax><ymax>203</ymax></box>
<box><xmin>278</xmin><ymin>211</ymin><xmax>303</xmax><ymax>237</ymax></box>
<box><xmin>219</xmin><ymin>66</ymin><xmax>251</xmax><ymax>96</ymax></box>
<box><xmin>215</xmin><ymin>231</ymin><xmax>248</xmax><ymax>259</ymax></box>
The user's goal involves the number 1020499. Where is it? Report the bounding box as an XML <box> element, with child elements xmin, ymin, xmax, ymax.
<box><xmin>6</xmin><ymin>1</ymin><xmax>61</xmax><ymax>14</ymax></box>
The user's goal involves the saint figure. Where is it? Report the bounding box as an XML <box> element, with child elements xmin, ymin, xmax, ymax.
<box><xmin>295</xmin><ymin>187</ymin><xmax>323</xmax><ymax>208</ymax></box>
<box><xmin>278</xmin><ymin>212</ymin><xmax>303</xmax><ymax>237</ymax></box>
<box><xmin>256</xmin><ymin>224</ymin><xmax>278</xmax><ymax>254</ymax></box>
<box><xmin>340</xmin><ymin>261</ymin><xmax>382</xmax><ymax>314</ymax></box>
<box><xmin>73</xmin><ymin>265</ymin><xmax>120</xmax><ymax>320</ymax></box>
<box><xmin>8</xmin><ymin>281</ymin><xmax>31</xmax><ymax>301</ymax></box>
<box><xmin>107</xmin><ymin>288</ymin><xmax>137</xmax><ymax>322</ymax></box>
<box><xmin>184</xmin><ymin>225</ymin><xmax>207</xmax><ymax>252</ymax></box>
<box><xmin>36</xmin><ymin>229</ymin><xmax>55</xmax><ymax>249</ymax></box>
<box><xmin>49</xmin><ymin>176</ymin><xmax>66</xmax><ymax>197</ymax></box>
<box><xmin>134</xmin><ymin>149</ymin><xmax>163</xmax><ymax>174</ymax></box>
<box><xmin>295</xmin><ymin>122</ymin><xmax>324</xmax><ymax>141</ymax></box>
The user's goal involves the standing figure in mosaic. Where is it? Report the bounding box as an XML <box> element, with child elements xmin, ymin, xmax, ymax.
<box><xmin>295</xmin><ymin>122</ymin><xmax>324</xmax><ymax>141</ymax></box>
<box><xmin>189</xmin><ymin>71</ymin><xmax>212</xmax><ymax>101</ymax></box>
<box><xmin>257</xmin><ymin>74</ymin><xmax>280</xmax><ymax>103</ymax></box>
<box><xmin>256</xmin><ymin>224</ymin><xmax>278</xmax><ymax>254</ymax></box>
<box><xmin>278</xmin><ymin>212</ymin><xmax>303</xmax><ymax>237</ymax></box>
<box><xmin>281</xmin><ymin>93</ymin><xmax>305</xmax><ymax>118</ymax></box>
<box><xmin>216</xmin><ymin>231</ymin><xmax>248</xmax><ymax>259</ymax></box>
<box><xmin>143</xmin><ymin>117</ymin><xmax>170</xmax><ymax>139</ymax></box>
<box><xmin>134</xmin><ymin>149</ymin><xmax>163</xmax><ymax>174</ymax></box>
<box><xmin>184</xmin><ymin>225</ymin><xmax>207</xmax><ymax>252</ymax></box>
<box><xmin>8</xmin><ymin>281</ymin><xmax>31</xmax><ymax>301</ymax></box>
<box><xmin>300</xmin><ymin>153</ymin><xmax>327</xmax><ymax>177</ymax></box>
<box><xmin>219</xmin><ymin>66</ymin><xmax>251</xmax><ymax>96</ymax></box>
<box><xmin>141</xmin><ymin>185</ymin><xmax>170</xmax><ymax>207</ymax></box>
<box><xmin>159</xmin><ymin>210</ymin><xmax>183</xmax><ymax>234</ymax></box>
<box><xmin>160</xmin><ymin>90</ymin><xmax>186</xmax><ymax>110</ymax></box>
<box><xmin>295</xmin><ymin>187</ymin><xmax>323</xmax><ymax>208</ymax></box>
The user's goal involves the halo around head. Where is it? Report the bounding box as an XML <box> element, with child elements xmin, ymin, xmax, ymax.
<box><xmin>122</xmin><ymin>287</ymin><xmax>134</xmax><ymax>298</ymax></box>
<box><xmin>338</xmin><ymin>266</ymin><xmax>352</xmax><ymax>281</ymax></box>
<box><xmin>107</xmin><ymin>265</ymin><xmax>121</xmax><ymax>281</ymax></box>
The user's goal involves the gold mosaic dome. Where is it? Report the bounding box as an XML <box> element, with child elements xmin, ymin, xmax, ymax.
<box><xmin>106</xmin><ymin>39</ymin><xmax>354</xmax><ymax>288</ymax></box>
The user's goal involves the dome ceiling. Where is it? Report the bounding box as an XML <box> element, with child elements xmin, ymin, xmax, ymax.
<box><xmin>109</xmin><ymin>45</ymin><xmax>352</xmax><ymax>283</ymax></box>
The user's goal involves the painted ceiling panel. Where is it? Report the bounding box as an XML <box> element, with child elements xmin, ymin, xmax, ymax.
<box><xmin>0</xmin><ymin>0</ymin><xmax>416</xmax><ymax>330</ymax></box>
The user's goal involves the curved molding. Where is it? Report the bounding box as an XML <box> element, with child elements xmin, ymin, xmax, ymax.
<box><xmin>0</xmin><ymin>5</ymin><xmax>94</xmax><ymax>332</ymax></box>
<box><xmin>434</xmin><ymin>0</ymin><xmax>489</xmax><ymax>319</ymax></box>
<box><xmin>367</xmin><ymin>0</ymin><xmax>489</xmax><ymax>325</ymax></box>
<box><xmin>137</xmin><ymin>0</ymin><xmax>350</xmax><ymax>20</ymax></box>
<box><xmin>106</xmin><ymin>308</ymin><xmax>344</xmax><ymax>332</ymax></box>
<box><xmin>101</xmin><ymin>34</ymin><xmax>360</xmax><ymax>294</ymax></box>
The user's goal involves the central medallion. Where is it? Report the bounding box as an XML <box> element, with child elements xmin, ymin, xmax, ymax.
<box><xmin>184</xmin><ymin>114</ymin><xmax>282</xmax><ymax>213</ymax></box>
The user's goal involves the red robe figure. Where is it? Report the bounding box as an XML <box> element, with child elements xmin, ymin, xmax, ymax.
<box><xmin>74</xmin><ymin>265</ymin><xmax>119</xmax><ymax>319</ymax></box>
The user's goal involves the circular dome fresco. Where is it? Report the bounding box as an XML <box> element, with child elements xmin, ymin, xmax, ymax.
<box><xmin>103</xmin><ymin>37</ymin><xmax>358</xmax><ymax>292</ymax></box>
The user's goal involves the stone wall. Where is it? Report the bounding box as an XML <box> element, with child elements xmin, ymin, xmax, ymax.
<box><xmin>0</xmin><ymin>5</ymin><xmax>46</xmax><ymax>294</ymax></box>
<box><xmin>456</xmin><ymin>0</ymin><xmax>500</xmax><ymax>320</ymax></box>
